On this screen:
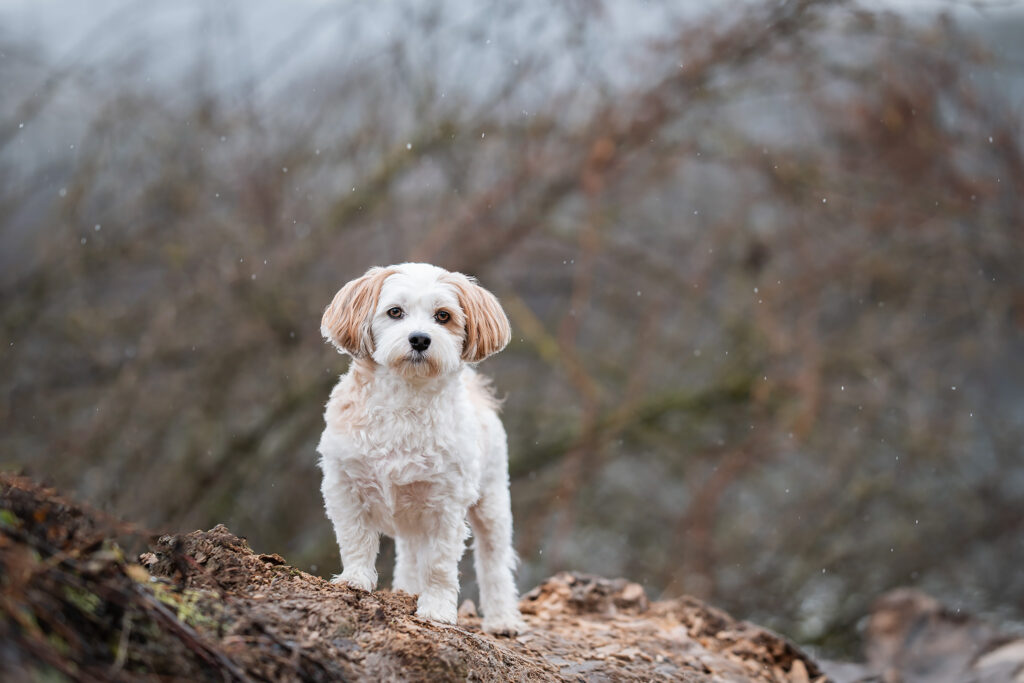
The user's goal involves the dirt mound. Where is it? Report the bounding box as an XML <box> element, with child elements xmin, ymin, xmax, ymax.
<box><xmin>0</xmin><ymin>474</ymin><xmax>245</xmax><ymax>682</ymax></box>
<box><xmin>516</xmin><ymin>572</ymin><xmax>825</xmax><ymax>682</ymax></box>
<box><xmin>1</xmin><ymin>473</ymin><xmax>825</xmax><ymax>682</ymax></box>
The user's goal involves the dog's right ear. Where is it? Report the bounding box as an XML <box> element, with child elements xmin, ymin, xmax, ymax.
<box><xmin>321</xmin><ymin>266</ymin><xmax>395</xmax><ymax>357</ymax></box>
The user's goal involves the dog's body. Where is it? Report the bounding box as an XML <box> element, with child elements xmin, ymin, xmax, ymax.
<box><xmin>316</xmin><ymin>263</ymin><xmax>523</xmax><ymax>634</ymax></box>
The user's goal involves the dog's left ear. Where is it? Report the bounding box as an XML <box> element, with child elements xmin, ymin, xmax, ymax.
<box><xmin>321</xmin><ymin>266</ymin><xmax>396</xmax><ymax>357</ymax></box>
<box><xmin>443</xmin><ymin>272</ymin><xmax>512</xmax><ymax>362</ymax></box>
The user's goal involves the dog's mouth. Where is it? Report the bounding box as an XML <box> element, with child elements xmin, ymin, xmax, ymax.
<box><xmin>394</xmin><ymin>350</ymin><xmax>442</xmax><ymax>377</ymax></box>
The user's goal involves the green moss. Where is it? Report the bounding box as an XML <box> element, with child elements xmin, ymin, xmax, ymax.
<box><xmin>26</xmin><ymin>663</ymin><xmax>70</xmax><ymax>683</ymax></box>
<box><xmin>62</xmin><ymin>586</ymin><xmax>101</xmax><ymax>615</ymax></box>
<box><xmin>46</xmin><ymin>632</ymin><xmax>70</xmax><ymax>657</ymax></box>
<box><xmin>150</xmin><ymin>584</ymin><xmax>220</xmax><ymax>631</ymax></box>
<box><xmin>0</xmin><ymin>508</ymin><xmax>20</xmax><ymax>529</ymax></box>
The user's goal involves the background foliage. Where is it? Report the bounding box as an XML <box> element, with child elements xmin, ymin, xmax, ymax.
<box><xmin>2</xmin><ymin>0</ymin><xmax>1022</xmax><ymax>655</ymax></box>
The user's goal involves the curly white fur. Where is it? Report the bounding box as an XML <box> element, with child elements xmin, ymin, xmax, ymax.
<box><xmin>316</xmin><ymin>263</ymin><xmax>523</xmax><ymax>635</ymax></box>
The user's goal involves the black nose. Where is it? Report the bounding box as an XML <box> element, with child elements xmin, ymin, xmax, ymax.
<box><xmin>409</xmin><ymin>332</ymin><xmax>431</xmax><ymax>352</ymax></box>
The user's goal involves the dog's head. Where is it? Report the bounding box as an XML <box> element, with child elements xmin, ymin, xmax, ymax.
<box><xmin>321</xmin><ymin>263</ymin><xmax>511</xmax><ymax>379</ymax></box>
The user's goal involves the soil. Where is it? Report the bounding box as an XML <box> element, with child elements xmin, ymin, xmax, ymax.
<box><xmin>1</xmin><ymin>472</ymin><xmax>828</xmax><ymax>682</ymax></box>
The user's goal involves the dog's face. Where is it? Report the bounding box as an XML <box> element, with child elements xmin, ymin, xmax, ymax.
<box><xmin>370</xmin><ymin>265</ymin><xmax>466</xmax><ymax>379</ymax></box>
<box><xmin>321</xmin><ymin>263</ymin><xmax>511</xmax><ymax>379</ymax></box>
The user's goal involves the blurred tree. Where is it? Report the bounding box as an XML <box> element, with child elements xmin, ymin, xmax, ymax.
<box><xmin>1</xmin><ymin>0</ymin><xmax>1022</xmax><ymax>656</ymax></box>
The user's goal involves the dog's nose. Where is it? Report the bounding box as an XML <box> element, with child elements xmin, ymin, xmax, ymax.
<box><xmin>409</xmin><ymin>332</ymin><xmax>431</xmax><ymax>352</ymax></box>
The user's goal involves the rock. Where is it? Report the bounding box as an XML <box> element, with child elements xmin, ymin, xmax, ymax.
<box><xmin>856</xmin><ymin>587</ymin><xmax>1024</xmax><ymax>683</ymax></box>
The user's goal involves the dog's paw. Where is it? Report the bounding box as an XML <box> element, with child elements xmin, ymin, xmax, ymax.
<box><xmin>331</xmin><ymin>569</ymin><xmax>376</xmax><ymax>592</ymax></box>
<box><xmin>482</xmin><ymin>612</ymin><xmax>526</xmax><ymax>636</ymax></box>
<box><xmin>415</xmin><ymin>594</ymin><xmax>457</xmax><ymax>625</ymax></box>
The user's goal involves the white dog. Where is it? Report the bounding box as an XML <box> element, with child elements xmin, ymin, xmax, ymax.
<box><xmin>316</xmin><ymin>262</ymin><xmax>524</xmax><ymax>635</ymax></box>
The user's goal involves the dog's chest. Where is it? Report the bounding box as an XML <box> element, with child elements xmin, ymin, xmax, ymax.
<box><xmin>346</xmin><ymin>400</ymin><xmax>480</xmax><ymax>518</ymax></box>
<box><xmin>358</xmin><ymin>406</ymin><xmax>461</xmax><ymax>477</ymax></box>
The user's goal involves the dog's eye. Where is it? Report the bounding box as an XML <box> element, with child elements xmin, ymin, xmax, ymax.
<box><xmin>434</xmin><ymin>310</ymin><xmax>451</xmax><ymax>324</ymax></box>
<box><xmin>387</xmin><ymin>307</ymin><xmax>404</xmax><ymax>319</ymax></box>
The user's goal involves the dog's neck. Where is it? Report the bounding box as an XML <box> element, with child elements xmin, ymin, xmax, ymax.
<box><xmin>352</xmin><ymin>358</ymin><xmax>463</xmax><ymax>409</ymax></box>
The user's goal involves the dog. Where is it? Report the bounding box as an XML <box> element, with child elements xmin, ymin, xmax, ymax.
<box><xmin>316</xmin><ymin>262</ymin><xmax>524</xmax><ymax>635</ymax></box>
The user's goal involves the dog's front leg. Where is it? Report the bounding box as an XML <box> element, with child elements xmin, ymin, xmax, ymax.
<box><xmin>414</xmin><ymin>508</ymin><xmax>469</xmax><ymax>625</ymax></box>
<box><xmin>331</xmin><ymin>520</ymin><xmax>379</xmax><ymax>592</ymax></box>
<box><xmin>322</xmin><ymin>471</ymin><xmax>380</xmax><ymax>592</ymax></box>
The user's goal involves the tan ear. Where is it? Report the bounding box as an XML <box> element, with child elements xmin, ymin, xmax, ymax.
<box><xmin>442</xmin><ymin>272</ymin><xmax>511</xmax><ymax>362</ymax></box>
<box><xmin>321</xmin><ymin>266</ymin><xmax>396</xmax><ymax>357</ymax></box>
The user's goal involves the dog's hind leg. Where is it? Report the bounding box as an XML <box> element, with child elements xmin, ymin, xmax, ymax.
<box><xmin>468</xmin><ymin>479</ymin><xmax>524</xmax><ymax>635</ymax></box>
<box><xmin>393</xmin><ymin>536</ymin><xmax>421</xmax><ymax>594</ymax></box>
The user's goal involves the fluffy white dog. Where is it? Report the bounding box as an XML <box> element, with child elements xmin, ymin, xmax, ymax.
<box><xmin>316</xmin><ymin>262</ymin><xmax>524</xmax><ymax>635</ymax></box>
